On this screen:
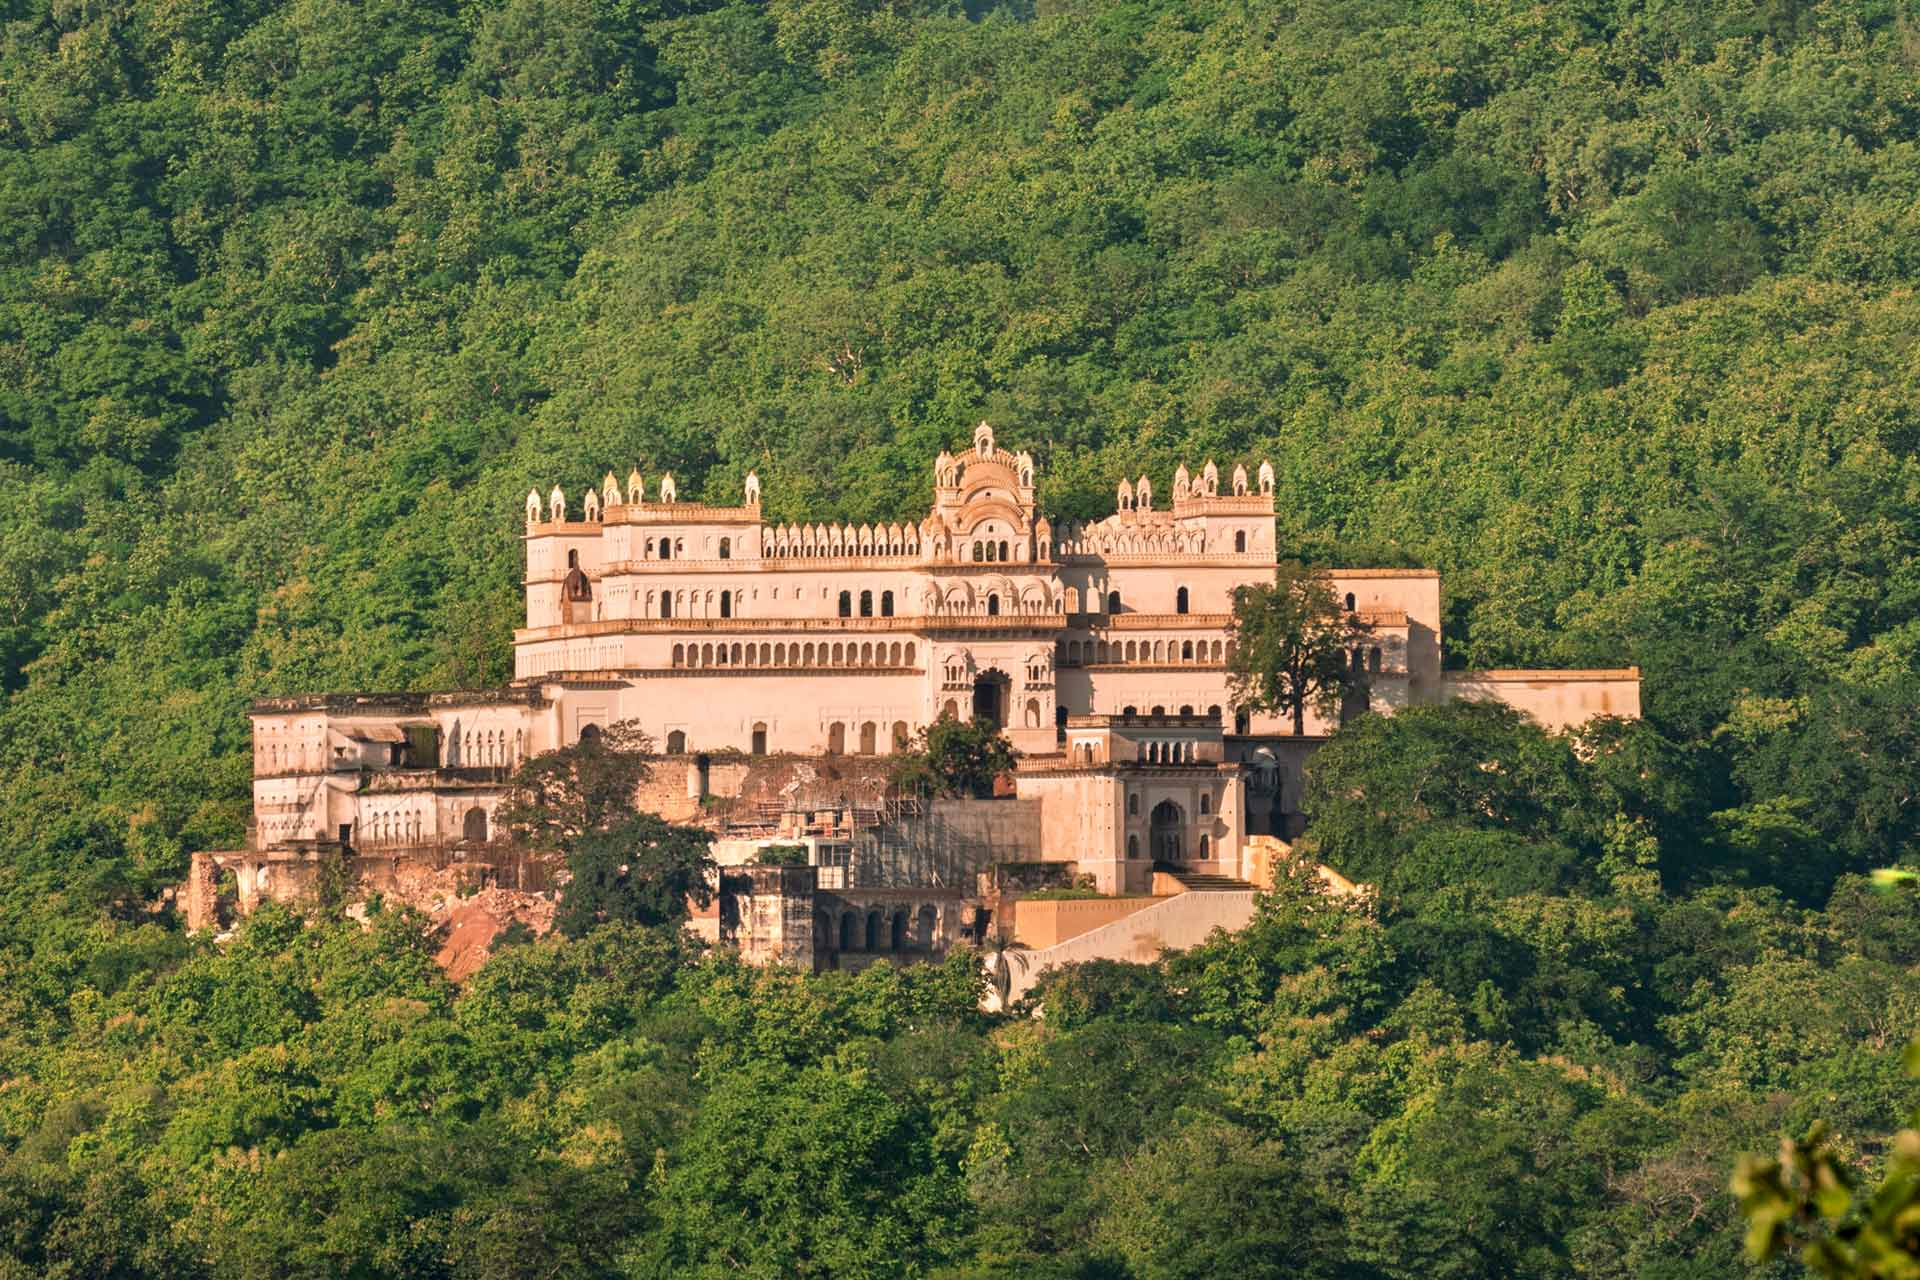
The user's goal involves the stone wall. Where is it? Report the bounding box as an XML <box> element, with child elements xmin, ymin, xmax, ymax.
<box><xmin>925</xmin><ymin>797</ymin><xmax>1043</xmax><ymax>860</ymax></box>
<box><xmin>1012</xmin><ymin>895</ymin><xmax>1162</xmax><ymax>949</ymax></box>
<box><xmin>993</xmin><ymin>889</ymin><xmax>1259</xmax><ymax>1008</ymax></box>
<box><xmin>631</xmin><ymin>752</ymin><xmax>898</xmax><ymax>823</ymax></box>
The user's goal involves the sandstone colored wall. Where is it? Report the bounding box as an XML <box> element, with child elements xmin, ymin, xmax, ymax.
<box><xmin>1012</xmin><ymin>896</ymin><xmax>1162</xmax><ymax>949</ymax></box>
<box><xmin>1443</xmin><ymin>669</ymin><xmax>1642</xmax><ymax>730</ymax></box>
<box><xmin>995</xmin><ymin>889</ymin><xmax>1258</xmax><ymax>1007</ymax></box>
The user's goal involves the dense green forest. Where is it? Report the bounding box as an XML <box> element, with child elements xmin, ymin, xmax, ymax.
<box><xmin>5</xmin><ymin>0</ymin><xmax>1920</xmax><ymax>1272</ymax></box>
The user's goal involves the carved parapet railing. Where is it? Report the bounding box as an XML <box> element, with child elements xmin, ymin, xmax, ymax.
<box><xmin>1073</xmin><ymin>613</ymin><xmax>1232</xmax><ymax>630</ymax></box>
<box><xmin>918</xmin><ymin>613</ymin><xmax>1067</xmax><ymax>632</ymax></box>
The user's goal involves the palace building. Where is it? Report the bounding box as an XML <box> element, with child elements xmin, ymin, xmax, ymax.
<box><xmin>219</xmin><ymin>423</ymin><xmax>1638</xmax><ymax>941</ymax></box>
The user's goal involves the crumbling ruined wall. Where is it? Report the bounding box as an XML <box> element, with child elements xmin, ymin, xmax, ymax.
<box><xmin>722</xmin><ymin>865</ymin><xmax>817</xmax><ymax>969</ymax></box>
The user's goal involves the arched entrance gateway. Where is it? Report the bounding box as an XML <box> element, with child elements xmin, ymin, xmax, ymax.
<box><xmin>1150</xmin><ymin>800</ymin><xmax>1186</xmax><ymax>862</ymax></box>
<box><xmin>971</xmin><ymin>669</ymin><xmax>1009</xmax><ymax>727</ymax></box>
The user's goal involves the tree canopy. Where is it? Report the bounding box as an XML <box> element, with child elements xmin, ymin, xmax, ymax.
<box><xmin>889</xmin><ymin>713</ymin><xmax>1019</xmax><ymax>799</ymax></box>
<box><xmin>1226</xmin><ymin>560</ymin><xmax>1366</xmax><ymax>735</ymax></box>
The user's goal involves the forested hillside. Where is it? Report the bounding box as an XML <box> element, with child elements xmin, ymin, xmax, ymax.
<box><xmin>4</xmin><ymin>0</ymin><xmax>1920</xmax><ymax>1274</ymax></box>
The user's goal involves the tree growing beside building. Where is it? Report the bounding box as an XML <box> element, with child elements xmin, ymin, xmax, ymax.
<box><xmin>555</xmin><ymin>814</ymin><xmax>716</xmax><ymax>938</ymax></box>
<box><xmin>494</xmin><ymin>719</ymin><xmax>655</xmax><ymax>853</ymax></box>
<box><xmin>1227</xmin><ymin>562</ymin><xmax>1369</xmax><ymax>736</ymax></box>
<box><xmin>889</xmin><ymin>713</ymin><xmax>1019</xmax><ymax>799</ymax></box>
<box><xmin>490</xmin><ymin>720</ymin><xmax>713</xmax><ymax>938</ymax></box>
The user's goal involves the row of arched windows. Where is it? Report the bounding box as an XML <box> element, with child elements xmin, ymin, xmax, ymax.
<box><xmin>670</xmin><ymin>640</ymin><xmax>917</xmax><ymax>669</ymax></box>
<box><xmin>1118</xmin><ymin>703</ymin><xmax>1228</xmax><ymax>721</ymax></box>
<box><xmin>827</xmin><ymin>902</ymin><xmax>938</xmax><ymax>952</ymax></box>
<box><xmin>971</xmin><ymin>540</ymin><xmax>1012</xmax><ymax>562</ymax></box>
<box><xmin>453</xmin><ymin>729</ymin><xmax>518</xmax><ymax>767</ymax></box>
<box><xmin>358</xmin><ymin>809</ymin><xmax>423</xmax><ymax>844</ymax></box>
<box><xmin>934</xmin><ymin>588</ymin><xmax>1057</xmax><ymax>616</ymax></box>
<box><xmin>1351</xmin><ymin>645</ymin><xmax>1384</xmax><ymax>673</ymax></box>
<box><xmin>767</xmin><ymin>529</ymin><xmax>921</xmax><ymax>558</ymax></box>
<box><xmin>1062</xmin><ymin>638</ymin><xmax>1229</xmax><ymax>666</ymax></box>
<box><xmin>650</xmin><ymin>588</ymin><xmax>743</xmax><ymax>619</ymax></box>
<box><xmin>1142</xmin><ymin>740</ymin><xmax>1199</xmax><ymax>764</ymax></box>
<box><xmin>837</xmin><ymin>590</ymin><xmax>896</xmax><ymax>618</ymax></box>
<box><xmin>825</xmin><ymin>721</ymin><xmax>913</xmax><ymax>755</ymax></box>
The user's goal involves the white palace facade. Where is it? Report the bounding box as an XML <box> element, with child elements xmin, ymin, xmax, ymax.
<box><xmin>239</xmin><ymin>422</ymin><xmax>1639</xmax><ymax>901</ymax></box>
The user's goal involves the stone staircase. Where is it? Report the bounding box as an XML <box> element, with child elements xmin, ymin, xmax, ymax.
<box><xmin>1153</xmin><ymin>862</ymin><xmax>1257</xmax><ymax>892</ymax></box>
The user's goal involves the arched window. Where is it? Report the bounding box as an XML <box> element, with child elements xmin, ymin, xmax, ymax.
<box><xmin>1344</xmin><ymin>592</ymin><xmax>1356</xmax><ymax>611</ymax></box>
<box><xmin>751</xmin><ymin>723</ymin><xmax>767</xmax><ymax>755</ymax></box>
<box><xmin>881</xmin><ymin>590</ymin><xmax>894</xmax><ymax>617</ymax></box>
<box><xmin>859</xmin><ymin>722</ymin><xmax>877</xmax><ymax>755</ymax></box>
<box><xmin>1123</xmin><ymin>705</ymin><xmax>1138</xmax><ymax>715</ymax></box>
<box><xmin>1107</xmin><ymin>590</ymin><xmax>1121</xmax><ymax>614</ymax></box>
<box><xmin>1199</xmin><ymin>793</ymin><xmax>1211</xmax><ymax>816</ymax></box>
<box><xmin>1176</xmin><ymin>586</ymin><xmax>1189</xmax><ymax>614</ymax></box>
<box><xmin>718</xmin><ymin>537</ymin><xmax>731</xmax><ymax>560</ymax></box>
<box><xmin>987</xmin><ymin>594</ymin><xmax>1000</xmax><ymax>616</ymax></box>
<box><xmin>666</xmin><ymin>730</ymin><xmax>686</xmax><ymax>754</ymax></box>
<box><xmin>579</xmin><ymin>723</ymin><xmax>602</xmax><ymax>745</ymax></box>
<box><xmin>1181</xmin><ymin>640</ymin><xmax>1193</xmax><ymax>661</ymax></box>
<box><xmin>463</xmin><ymin>807</ymin><xmax>488</xmax><ymax>842</ymax></box>
<box><xmin>672</xmin><ymin>643</ymin><xmax>685</xmax><ymax>666</ymax></box>
<box><xmin>893</xmin><ymin>721</ymin><xmax>909</xmax><ymax>751</ymax></box>
<box><xmin>1150</xmin><ymin>799</ymin><xmax>1185</xmax><ymax>861</ymax></box>
<box><xmin>1369</xmin><ymin>646</ymin><xmax>1382</xmax><ymax>673</ymax></box>
<box><xmin>999</xmin><ymin>540</ymin><xmax>1009</xmax><ymax>561</ymax></box>
<box><xmin>1128</xmin><ymin>792</ymin><xmax>1139</xmax><ymax>816</ymax></box>
<box><xmin>828</xmin><ymin>723</ymin><xmax>846</xmax><ymax>754</ymax></box>
<box><xmin>838</xmin><ymin>591</ymin><xmax>852</xmax><ymax>618</ymax></box>
<box><xmin>859</xmin><ymin>590</ymin><xmax>873</xmax><ymax>618</ymax></box>
<box><xmin>720</xmin><ymin>590</ymin><xmax>732</xmax><ymax>619</ymax></box>
<box><xmin>1208</xmin><ymin>704</ymin><xmax>1222</xmax><ymax>722</ymax></box>
<box><xmin>1128</xmin><ymin>833</ymin><xmax>1140</xmax><ymax>858</ymax></box>
<box><xmin>1234</xmin><ymin>530</ymin><xmax>1246</xmax><ymax>553</ymax></box>
<box><xmin>972</xmin><ymin>542</ymin><xmax>984</xmax><ymax>562</ymax></box>
<box><xmin>567</xmin><ymin>549</ymin><xmax>578</xmax><ymax>569</ymax></box>
<box><xmin>659</xmin><ymin>541</ymin><xmax>672</xmax><ymax>561</ymax></box>
<box><xmin>660</xmin><ymin>594</ymin><xmax>672</xmax><ymax>619</ymax></box>
<box><xmin>841</xmin><ymin>912</ymin><xmax>858</xmax><ymax>951</ymax></box>
<box><xmin>1235</xmin><ymin>709</ymin><xmax>1250</xmax><ymax>734</ymax></box>
<box><xmin>1199</xmin><ymin>834</ymin><xmax>1211</xmax><ymax>858</ymax></box>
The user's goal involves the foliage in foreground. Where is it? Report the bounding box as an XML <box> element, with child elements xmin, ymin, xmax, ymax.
<box><xmin>0</xmin><ymin>704</ymin><xmax>1913</xmax><ymax>1277</ymax></box>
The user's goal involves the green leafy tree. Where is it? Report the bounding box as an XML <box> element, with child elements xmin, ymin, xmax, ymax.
<box><xmin>554</xmin><ymin>813</ymin><xmax>716</xmax><ymax>939</ymax></box>
<box><xmin>1226</xmin><ymin>562</ymin><xmax>1367</xmax><ymax>736</ymax></box>
<box><xmin>1736</xmin><ymin>1038</ymin><xmax>1920</xmax><ymax>1279</ymax></box>
<box><xmin>494</xmin><ymin>720</ymin><xmax>654</xmax><ymax>853</ymax></box>
<box><xmin>889</xmin><ymin>713</ymin><xmax>1017</xmax><ymax>799</ymax></box>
